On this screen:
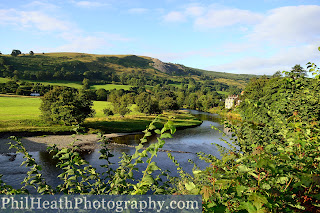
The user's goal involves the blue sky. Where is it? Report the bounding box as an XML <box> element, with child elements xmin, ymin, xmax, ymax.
<box><xmin>1</xmin><ymin>0</ymin><xmax>320</xmax><ymax>75</ymax></box>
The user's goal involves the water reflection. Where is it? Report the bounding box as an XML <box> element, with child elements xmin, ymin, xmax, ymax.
<box><xmin>0</xmin><ymin>110</ymin><xmax>233</xmax><ymax>189</ymax></box>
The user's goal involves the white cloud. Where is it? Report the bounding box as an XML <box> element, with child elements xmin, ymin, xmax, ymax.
<box><xmin>249</xmin><ymin>5</ymin><xmax>320</xmax><ymax>45</ymax></box>
<box><xmin>128</xmin><ymin>8</ymin><xmax>149</xmax><ymax>14</ymax></box>
<box><xmin>0</xmin><ymin>5</ymin><xmax>131</xmax><ymax>54</ymax></box>
<box><xmin>185</xmin><ymin>6</ymin><xmax>204</xmax><ymax>17</ymax></box>
<box><xmin>20</xmin><ymin>11</ymin><xmax>71</xmax><ymax>32</ymax></box>
<box><xmin>207</xmin><ymin>43</ymin><xmax>320</xmax><ymax>75</ymax></box>
<box><xmin>0</xmin><ymin>9</ymin><xmax>72</xmax><ymax>33</ymax></box>
<box><xmin>194</xmin><ymin>8</ymin><xmax>263</xmax><ymax>29</ymax></box>
<box><xmin>163</xmin><ymin>11</ymin><xmax>186</xmax><ymax>22</ymax></box>
<box><xmin>162</xmin><ymin>5</ymin><xmax>263</xmax><ymax>28</ymax></box>
<box><xmin>23</xmin><ymin>1</ymin><xmax>59</xmax><ymax>11</ymax></box>
<box><xmin>73</xmin><ymin>1</ymin><xmax>110</xmax><ymax>8</ymax></box>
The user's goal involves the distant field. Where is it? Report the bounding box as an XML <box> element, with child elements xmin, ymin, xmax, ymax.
<box><xmin>0</xmin><ymin>95</ymin><xmax>140</xmax><ymax>121</ymax></box>
<box><xmin>0</xmin><ymin>96</ymin><xmax>42</xmax><ymax>120</ymax></box>
<box><xmin>90</xmin><ymin>84</ymin><xmax>132</xmax><ymax>90</ymax></box>
<box><xmin>26</xmin><ymin>80</ymin><xmax>83</xmax><ymax>89</ymax></box>
<box><xmin>215</xmin><ymin>78</ymin><xmax>246</xmax><ymax>89</ymax></box>
<box><xmin>217</xmin><ymin>91</ymin><xmax>229</xmax><ymax>96</ymax></box>
<box><xmin>0</xmin><ymin>78</ymin><xmax>133</xmax><ymax>91</ymax></box>
<box><xmin>0</xmin><ymin>95</ymin><xmax>200</xmax><ymax>134</ymax></box>
<box><xmin>169</xmin><ymin>83</ymin><xmax>182</xmax><ymax>88</ymax></box>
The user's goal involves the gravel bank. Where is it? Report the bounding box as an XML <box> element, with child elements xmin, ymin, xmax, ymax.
<box><xmin>0</xmin><ymin>133</ymin><xmax>132</xmax><ymax>154</ymax></box>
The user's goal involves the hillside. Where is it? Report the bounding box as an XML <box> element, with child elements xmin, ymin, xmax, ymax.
<box><xmin>0</xmin><ymin>52</ymin><xmax>257</xmax><ymax>89</ymax></box>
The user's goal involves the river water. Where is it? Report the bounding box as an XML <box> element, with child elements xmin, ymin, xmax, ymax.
<box><xmin>0</xmin><ymin>110</ymin><xmax>233</xmax><ymax>191</ymax></box>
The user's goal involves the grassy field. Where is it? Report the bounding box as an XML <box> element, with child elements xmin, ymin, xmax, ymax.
<box><xmin>0</xmin><ymin>95</ymin><xmax>41</xmax><ymax>120</ymax></box>
<box><xmin>26</xmin><ymin>80</ymin><xmax>84</xmax><ymax>89</ymax></box>
<box><xmin>0</xmin><ymin>78</ymin><xmax>133</xmax><ymax>91</ymax></box>
<box><xmin>0</xmin><ymin>95</ymin><xmax>201</xmax><ymax>134</ymax></box>
<box><xmin>90</xmin><ymin>84</ymin><xmax>132</xmax><ymax>90</ymax></box>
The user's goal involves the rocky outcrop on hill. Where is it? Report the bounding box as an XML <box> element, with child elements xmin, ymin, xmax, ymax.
<box><xmin>151</xmin><ymin>58</ymin><xmax>186</xmax><ymax>75</ymax></box>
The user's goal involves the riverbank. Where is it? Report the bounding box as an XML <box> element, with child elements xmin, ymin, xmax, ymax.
<box><xmin>0</xmin><ymin>110</ymin><xmax>202</xmax><ymax>153</ymax></box>
<box><xmin>0</xmin><ymin>109</ymin><xmax>202</xmax><ymax>136</ymax></box>
<box><xmin>0</xmin><ymin>133</ymin><xmax>130</xmax><ymax>154</ymax></box>
<box><xmin>208</xmin><ymin>107</ymin><xmax>242</xmax><ymax>121</ymax></box>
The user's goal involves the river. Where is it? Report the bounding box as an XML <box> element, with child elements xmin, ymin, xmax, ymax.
<box><xmin>0</xmin><ymin>110</ymin><xmax>233</xmax><ymax>191</ymax></box>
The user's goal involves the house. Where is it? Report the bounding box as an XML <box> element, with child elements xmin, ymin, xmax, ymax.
<box><xmin>225</xmin><ymin>95</ymin><xmax>240</xmax><ymax>109</ymax></box>
<box><xmin>30</xmin><ymin>92</ymin><xmax>40</xmax><ymax>96</ymax></box>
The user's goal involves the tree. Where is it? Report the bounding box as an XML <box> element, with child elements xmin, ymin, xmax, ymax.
<box><xmin>11</xmin><ymin>49</ymin><xmax>21</xmax><ymax>57</ymax></box>
<box><xmin>136</xmin><ymin>92</ymin><xmax>161</xmax><ymax>114</ymax></box>
<box><xmin>40</xmin><ymin>87</ymin><xmax>95</xmax><ymax>125</ymax></box>
<box><xmin>96</xmin><ymin>88</ymin><xmax>109</xmax><ymax>101</ymax></box>
<box><xmin>159</xmin><ymin>97</ymin><xmax>179</xmax><ymax>111</ymax></box>
<box><xmin>29</xmin><ymin>51</ymin><xmax>34</xmax><ymax>56</ymax></box>
<box><xmin>272</xmin><ymin>70</ymin><xmax>282</xmax><ymax>78</ymax></box>
<box><xmin>111</xmin><ymin>95</ymin><xmax>131</xmax><ymax>116</ymax></box>
<box><xmin>103</xmin><ymin>108</ymin><xmax>114</xmax><ymax>116</ymax></box>
<box><xmin>286</xmin><ymin>64</ymin><xmax>307</xmax><ymax>78</ymax></box>
<box><xmin>82</xmin><ymin>78</ymin><xmax>90</xmax><ymax>90</ymax></box>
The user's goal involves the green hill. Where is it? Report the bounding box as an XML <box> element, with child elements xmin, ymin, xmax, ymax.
<box><xmin>0</xmin><ymin>52</ymin><xmax>257</xmax><ymax>90</ymax></box>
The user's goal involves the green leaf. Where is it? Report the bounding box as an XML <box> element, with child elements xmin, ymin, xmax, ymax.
<box><xmin>148</xmin><ymin>162</ymin><xmax>160</xmax><ymax>171</ymax></box>
<box><xmin>160</xmin><ymin>133</ymin><xmax>172</xmax><ymax>139</ymax></box>
<box><xmin>236</xmin><ymin>185</ymin><xmax>247</xmax><ymax>196</ymax></box>
<box><xmin>261</xmin><ymin>183</ymin><xmax>271</xmax><ymax>190</ymax></box>
<box><xmin>238</xmin><ymin>165</ymin><xmax>250</xmax><ymax>173</ymax></box>
<box><xmin>185</xmin><ymin>182</ymin><xmax>196</xmax><ymax>191</ymax></box>
<box><xmin>149</xmin><ymin>124</ymin><xmax>156</xmax><ymax>130</ymax></box>
<box><xmin>144</xmin><ymin>131</ymin><xmax>152</xmax><ymax>137</ymax></box>
<box><xmin>142</xmin><ymin>175</ymin><xmax>154</xmax><ymax>185</ymax></box>
<box><xmin>249</xmin><ymin>193</ymin><xmax>268</xmax><ymax>210</ymax></box>
<box><xmin>239</xmin><ymin>201</ymin><xmax>257</xmax><ymax>213</ymax></box>
<box><xmin>68</xmin><ymin>176</ymin><xmax>77</xmax><ymax>181</ymax></box>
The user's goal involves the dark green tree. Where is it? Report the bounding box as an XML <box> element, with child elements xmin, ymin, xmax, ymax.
<box><xmin>136</xmin><ymin>92</ymin><xmax>161</xmax><ymax>114</ymax></box>
<box><xmin>96</xmin><ymin>88</ymin><xmax>109</xmax><ymax>101</ymax></box>
<box><xmin>103</xmin><ymin>108</ymin><xmax>114</xmax><ymax>116</ymax></box>
<box><xmin>111</xmin><ymin>95</ymin><xmax>131</xmax><ymax>116</ymax></box>
<box><xmin>11</xmin><ymin>49</ymin><xmax>21</xmax><ymax>57</ymax></box>
<box><xmin>286</xmin><ymin>64</ymin><xmax>307</xmax><ymax>78</ymax></box>
<box><xmin>159</xmin><ymin>97</ymin><xmax>179</xmax><ymax>111</ymax></box>
<box><xmin>272</xmin><ymin>70</ymin><xmax>282</xmax><ymax>78</ymax></box>
<box><xmin>40</xmin><ymin>87</ymin><xmax>95</xmax><ymax>125</ymax></box>
<box><xmin>82</xmin><ymin>78</ymin><xmax>90</xmax><ymax>90</ymax></box>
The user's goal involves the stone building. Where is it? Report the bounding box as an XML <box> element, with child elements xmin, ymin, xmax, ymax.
<box><xmin>225</xmin><ymin>95</ymin><xmax>240</xmax><ymax>109</ymax></box>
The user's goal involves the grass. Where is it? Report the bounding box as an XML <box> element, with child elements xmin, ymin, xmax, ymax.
<box><xmin>169</xmin><ymin>83</ymin><xmax>182</xmax><ymax>88</ymax></box>
<box><xmin>217</xmin><ymin>91</ymin><xmax>229</xmax><ymax>96</ymax></box>
<box><xmin>25</xmin><ymin>80</ymin><xmax>83</xmax><ymax>89</ymax></box>
<box><xmin>0</xmin><ymin>95</ymin><xmax>201</xmax><ymax>134</ymax></box>
<box><xmin>215</xmin><ymin>78</ymin><xmax>247</xmax><ymax>89</ymax></box>
<box><xmin>0</xmin><ymin>96</ymin><xmax>42</xmax><ymax>120</ymax></box>
<box><xmin>0</xmin><ymin>77</ymin><xmax>133</xmax><ymax>91</ymax></box>
<box><xmin>90</xmin><ymin>84</ymin><xmax>132</xmax><ymax>90</ymax></box>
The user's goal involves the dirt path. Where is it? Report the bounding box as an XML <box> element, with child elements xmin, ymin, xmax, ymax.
<box><xmin>0</xmin><ymin>133</ymin><xmax>133</xmax><ymax>154</ymax></box>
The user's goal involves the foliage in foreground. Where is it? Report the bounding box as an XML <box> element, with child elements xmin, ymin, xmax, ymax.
<box><xmin>171</xmin><ymin>58</ymin><xmax>320</xmax><ymax>212</ymax></box>
<box><xmin>1</xmin><ymin>51</ymin><xmax>320</xmax><ymax>212</ymax></box>
<box><xmin>1</xmin><ymin>117</ymin><xmax>175</xmax><ymax>196</ymax></box>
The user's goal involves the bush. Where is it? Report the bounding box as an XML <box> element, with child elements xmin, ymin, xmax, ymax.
<box><xmin>103</xmin><ymin>108</ymin><xmax>114</xmax><ymax>116</ymax></box>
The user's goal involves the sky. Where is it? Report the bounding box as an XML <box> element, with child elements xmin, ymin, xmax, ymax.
<box><xmin>1</xmin><ymin>0</ymin><xmax>320</xmax><ymax>75</ymax></box>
